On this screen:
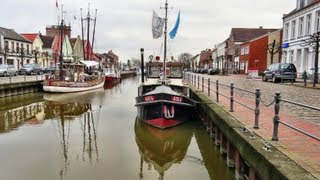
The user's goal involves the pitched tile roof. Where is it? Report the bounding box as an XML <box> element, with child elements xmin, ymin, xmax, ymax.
<box><xmin>230</xmin><ymin>28</ymin><xmax>278</xmax><ymax>42</ymax></box>
<box><xmin>0</xmin><ymin>27</ymin><xmax>31</xmax><ymax>43</ymax></box>
<box><xmin>20</xmin><ymin>33</ymin><xmax>38</xmax><ymax>42</ymax></box>
<box><xmin>40</xmin><ymin>35</ymin><xmax>55</xmax><ymax>49</ymax></box>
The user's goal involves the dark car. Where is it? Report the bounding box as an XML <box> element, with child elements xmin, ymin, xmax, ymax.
<box><xmin>262</xmin><ymin>63</ymin><xmax>297</xmax><ymax>83</ymax></box>
<box><xmin>18</xmin><ymin>63</ymin><xmax>43</xmax><ymax>75</ymax></box>
<box><xmin>208</xmin><ymin>68</ymin><xmax>220</xmax><ymax>75</ymax></box>
<box><xmin>43</xmin><ymin>66</ymin><xmax>58</xmax><ymax>74</ymax></box>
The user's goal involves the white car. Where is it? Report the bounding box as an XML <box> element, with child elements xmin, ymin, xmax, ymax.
<box><xmin>0</xmin><ymin>64</ymin><xmax>18</xmax><ymax>76</ymax></box>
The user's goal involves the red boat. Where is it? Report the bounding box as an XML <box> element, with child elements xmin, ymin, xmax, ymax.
<box><xmin>103</xmin><ymin>68</ymin><xmax>121</xmax><ymax>84</ymax></box>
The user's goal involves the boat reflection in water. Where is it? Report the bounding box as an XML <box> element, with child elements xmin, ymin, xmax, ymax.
<box><xmin>134</xmin><ymin>118</ymin><xmax>193</xmax><ymax>179</ymax></box>
<box><xmin>44</xmin><ymin>89</ymin><xmax>104</xmax><ymax>178</ymax></box>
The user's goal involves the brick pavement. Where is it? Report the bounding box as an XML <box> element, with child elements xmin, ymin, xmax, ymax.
<box><xmin>187</xmin><ymin>73</ymin><xmax>320</xmax><ymax>179</ymax></box>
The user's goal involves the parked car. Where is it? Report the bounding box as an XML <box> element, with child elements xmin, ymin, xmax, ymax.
<box><xmin>208</xmin><ymin>68</ymin><xmax>220</xmax><ymax>75</ymax></box>
<box><xmin>18</xmin><ymin>63</ymin><xmax>43</xmax><ymax>75</ymax></box>
<box><xmin>201</xmin><ymin>68</ymin><xmax>208</xmax><ymax>74</ymax></box>
<box><xmin>262</xmin><ymin>63</ymin><xmax>297</xmax><ymax>83</ymax></box>
<box><xmin>43</xmin><ymin>66</ymin><xmax>58</xmax><ymax>74</ymax></box>
<box><xmin>0</xmin><ymin>64</ymin><xmax>18</xmax><ymax>76</ymax></box>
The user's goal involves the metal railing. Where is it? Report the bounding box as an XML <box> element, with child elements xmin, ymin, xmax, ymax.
<box><xmin>184</xmin><ymin>73</ymin><xmax>320</xmax><ymax>143</ymax></box>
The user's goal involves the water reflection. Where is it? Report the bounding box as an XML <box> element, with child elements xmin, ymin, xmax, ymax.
<box><xmin>43</xmin><ymin>89</ymin><xmax>104</xmax><ymax>179</ymax></box>
<box><xmin>134</xmin><ymin>118</ymin><xmax>193</xmax><ymax>180</ymax></box>
<box><xmin>0</xmin><ymin>93</ymin><xmax>45</xmax><ymax>133</ymax></box>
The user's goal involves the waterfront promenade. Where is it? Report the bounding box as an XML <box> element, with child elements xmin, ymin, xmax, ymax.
<box><xmin>187</xmin><ymin>73</ymin><xmax>320</xmax><ymax>179</ymax></box>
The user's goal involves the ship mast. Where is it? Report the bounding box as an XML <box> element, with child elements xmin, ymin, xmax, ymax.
<box><xmin>81</xmin><ymin>4</ymin><xmax>98</xmax><ymax>60</ymax></box>
<box><xmin>59</xmin><ymin>5</ymin><xmax>65</xmax><ymax>79</ymax></box>
<box><xmin>163</xmin><ymin>0</ymin><xmax>168</xmax><ymax>80</ymax></box>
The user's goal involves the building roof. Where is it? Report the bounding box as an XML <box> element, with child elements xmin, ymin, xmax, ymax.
<box><xmin>283</xmin><ymin>0</ymin><xmax>320</xmax><ymax>19</ymax></box>
<box><xmin>230</xmin><ymin>28</ymin><xmax>278</xmax><ymax>42</ymax></box>
<box><xmin>20</xmin><ymin>33</ymin><xmax>38</xmax><ymax>42</ymax></box>
<box><xmin>40</xmin><ymin>35</ymin><xmax>55</xmax><ymax>49</ymax></box>
<box><xmin>0</xmin><ymin>27</ymin><xmax>31</xmax><ymax>43</ymax></box>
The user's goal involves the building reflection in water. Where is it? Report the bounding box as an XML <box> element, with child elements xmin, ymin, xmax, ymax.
<box><xmin>43</xmin><ymin>89</ymin><xmax>104</xmax><ymax>178</ymax></box>
<box><xmin>134</xmin><ymin>118</ymin><xmax>194</xmax><ymax>180</ymax></box>
<box><xmin>0</xmin><ymin>93</ymin><xmax>45</xmax><ymax>133</ymax></box>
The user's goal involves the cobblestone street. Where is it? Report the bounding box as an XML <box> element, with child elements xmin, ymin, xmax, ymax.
<box><xmin>197</xmin><ymin>73</ymin><xmax>320</xmax><ymax>125</ymax></box>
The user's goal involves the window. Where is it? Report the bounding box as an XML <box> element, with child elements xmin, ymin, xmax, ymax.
<box><xmin>298</xmin><ymin>0</ymin><xmax>305</xmax><ymax>9</ymax></box>
<box><xmin>284</xmin><ymin>23</ymin><xmax>289</xmax><ymax>40</ymax></box>
<box><xmin>282</xmin><ymin>51</ymin><xmax>287</xmax><ymax>63</ymax></box>
<box><xmin>316</xmin><ymin>11</ymin><xmax>320</xmax><ymax>32</ymax></box>
<box><xmin>291</xmin><ymin>20</ymin><xmax>296</xmax><ymax>39</ymax></box>
<box><xmin>16</xmin><ymin>42</ymin><xmax>19</xmax><ymax>53</ymax></box>
<box><xmin>11</xmin><ymin>42</ymin><xmax>14</xmax><ymax>52</ymax></box>
<box><xmin>27</xmin><ymin>45</ymin><xmax>30</xmax><ymax>54</ymax></box>
<box><xmin>306</xmin><ymin>14</ymin><xmax>311</xmax><ymax>35</ymax></box>
<box><xmin>298</xmin><ymin>17</ymin><xmax>304</xmax><ymax>37</ymax></box>
<box><xmin>289</xmin><ymin>50</ymin><xmax>294</xmax><ymax>63</ymax></box>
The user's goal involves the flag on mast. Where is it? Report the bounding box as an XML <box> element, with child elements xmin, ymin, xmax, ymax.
<box><xmin>169</xmin><ymin>11</ymin><xmax>180</xmax><ymax>39</ymax></box>
<box><xmin>152</xmin><ymin>10</ymin><xmax>165</xmax><ymax>39</ymax></box>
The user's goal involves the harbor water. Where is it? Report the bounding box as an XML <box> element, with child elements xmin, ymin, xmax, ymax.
<box><xmin>0</xmin><ymin>76</ymin><xmax>234</xmax><ymax>180</ymax></box>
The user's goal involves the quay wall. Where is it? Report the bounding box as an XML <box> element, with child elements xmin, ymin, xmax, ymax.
<box><xmin>189</xmin><ymin>86</ymin><xmax>314</xmax><ymax>180</ymax></box>
<box><xmin>0</xmin><ymin>81</ymin><xmax>42</xmax><ymax>98</ymax></box>
<box><xmin>120</xmin><ymin>71</ymin><xmax>136</xmax><ymax>79</ymax></box>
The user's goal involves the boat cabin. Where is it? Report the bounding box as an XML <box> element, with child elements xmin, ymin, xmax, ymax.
<box><xmin>146</xmin><ymin>61</ymin><xmax>184</xmax><ymax>78</ymax></box>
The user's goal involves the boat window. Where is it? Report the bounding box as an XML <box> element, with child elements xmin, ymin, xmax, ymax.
<box><xmin>148</xmin><ymin>66</ymin><xmax>160</xmax><ymax>77</ymax></box>
<box><xmin>170</xmin><ymin>66</ymin><xmax>182</xmax><ymax>77</ymax></box>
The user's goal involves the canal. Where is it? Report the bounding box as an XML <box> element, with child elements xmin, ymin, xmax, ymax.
<box><xmin>0</xmin><ymin>76</ymin><xmax>234</xmax><ymax>180</ymax></box>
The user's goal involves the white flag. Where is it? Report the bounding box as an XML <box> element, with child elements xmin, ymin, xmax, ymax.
<box><xmin>152</xmin><ymin>10</ymin><xmax>165</xmax><ymax>39</ymax></box>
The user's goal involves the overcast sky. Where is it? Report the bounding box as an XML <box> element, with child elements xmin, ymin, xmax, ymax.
<box><xmin>0</xmin><ymin>0</ymin><xmax>296</xmax><ymax>62</ymax></box>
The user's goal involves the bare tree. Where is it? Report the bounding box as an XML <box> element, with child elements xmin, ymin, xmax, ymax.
<box><xmin>267</xmin><ymin>40</ymin><xmax>281</xmax><ymax>65</ymax></box>
<box><xmin>177</xmin><ymin>52</ymin><xmax>193</xmax><ymax>69</ymax></box>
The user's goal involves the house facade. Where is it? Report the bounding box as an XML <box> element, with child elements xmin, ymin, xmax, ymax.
<box><xmin>0</xmin><ymin>27</ymin><xmax>32</xmax><ymax>69</ymax></box>
<box><xmin>199</xmin><ymin>49</ymin><xmax>212</xmax><ymax>69</ymax></box>
<box><xmin>21</xmin><ymin>33</ymin><xmax>47</xmax><ymax>67</ymax></box>
<box><xmin>282</xmin><ymin>0</ymin><xmax>320</xmax><ymax>76</ymax></box>
<box><xmin>226</xmin><ymin>28</ymin><xmax>278</xmax><ymax>73</ymax></box>
<box><xmin>239</xmin><ymin>29</ymin><xmax>282</xmax><ymax>74</ymax></box>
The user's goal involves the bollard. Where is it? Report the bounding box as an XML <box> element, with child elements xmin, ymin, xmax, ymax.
<box><xmin>254</xmin><ymin>89</ymin><xmax>260</xmax><ymax>129</ymax></box>
<box><xmin>208</xmin><ymin>78</ymin><xmax>211</xmax><ymax>96</ymax></box>
<box><xmin>216</xmin><ymin>80</ymin><xmax>219</xmax><ymax>102</ymax></box>
<box><xmin>9</xmin><ymin>76</ymin><xmax>12</xmax><ymax>83</ymax></box>
<box><xmin>230</xmin><ymin>83</ymin><xmax>234</xmax><ymax>112</ymax></box>
<box><xmin>202</xmin><ymin>77</ymin><xmax>204</xmax><ymax>92</ymax></box>
<box><xmin>291</xmin><ymin>71</ymin><xmax>294</xmax><ymax>84</ymax></box>
<box><xmin>272</xmin><ymin>92</ymin><xmax>281</xmax><ymax>141</ymax></box>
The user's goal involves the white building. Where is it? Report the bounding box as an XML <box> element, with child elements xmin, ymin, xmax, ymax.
<box><xmin>282</xmin><ymin>0</ymin><xmax>320</xmax><ymax>76</ymax></box>
<box><xmin>216</xmin><ymin>41</ymin><xmax>226</xmax><ymax>71</ymax></box>
<box><xmin>0</xmin><ymin>27</ymin><xmax>32</xmax><ymax>69</ymax></box>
